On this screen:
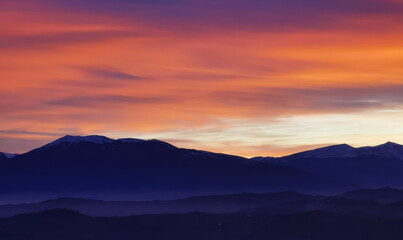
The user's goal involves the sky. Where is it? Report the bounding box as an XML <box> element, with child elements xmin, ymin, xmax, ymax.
<box><xmin>1</xmin><ymin>0</ymin><xmax>403</xmax><ymax>157</ymax></box>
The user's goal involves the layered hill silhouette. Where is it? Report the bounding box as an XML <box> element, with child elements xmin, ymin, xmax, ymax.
<box><xmin>3</xmin><ymin>209</ymin><xmax>403</xmax><ymax>240</ymax></box>
<box><xmin>340</xmin><ymin>187</ymin><xmax>403</xmax><ymax>203</ymax></box>
<box><xmin>0</xmin><ymin>191</ymin><xmax>316</xmax><ymax>217</ymax></box>
<box><xmin>2</xmin><ymin>188</ymin><xmax>403</xmax><ymax>240</ymax></box>
<box><xmin>2</xmin><ymin>187</ymin><xmax>403</xmax><ymax>218</ymax></box>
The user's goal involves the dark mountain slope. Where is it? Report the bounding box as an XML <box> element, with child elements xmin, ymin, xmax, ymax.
<box><xmin>2</xmin><ymin>209</ymin><xmax>403</xmax><ymax>240</ymax></box>
<box><xmin>242</xmin><ymin>197</ymin><xmax>384</xmax><ymax>217</ymax></box>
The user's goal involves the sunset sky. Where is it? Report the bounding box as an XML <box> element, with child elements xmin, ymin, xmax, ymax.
<box><xmin>1</xmin><ymin>0</ymin><xmax>403</xmax><ymax>157</ymax></box>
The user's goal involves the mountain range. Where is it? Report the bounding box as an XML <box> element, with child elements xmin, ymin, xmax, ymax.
<box><xmin>3</xmin><ymin>187</ymin><xmax>403</xmax><ymax>240</ymax></box>
<box><xmin>0</xmin><ymin>135</ymin><xmax>333</xmax><ymax>202</ymax></box>
<box><xmin>1</xmin><ymin>136</ymin><xmax>403</xmax><ymax>240</ymax></box>
<box><xmin>1</xmin><ymin>187</ymin><xmax>403</xmax><ymax>218</ymax></box>
<box><xmin>0</xmin><ymin>191</ymin><xmax>318</xmax><ymax>217</ymax></box>
<box><xmin>1</xmin><ymin>135</ymin><xmax>403</xmax><ymax>201</ymax></box>
<box><xmin>253</xmin><ymin>142</ymin><xmax>403</xmax><ymax>188</ymax></box>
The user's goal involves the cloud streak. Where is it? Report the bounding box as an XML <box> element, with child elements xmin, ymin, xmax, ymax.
<box><xmin>34</xmin><ymin>0</ymin><xmax>403</xmax><ymax>33</ymax></box>
<box><xmin>78</xmin><ymin>67</ymin><xmax>145</xmax><ymax>80</ymax></box>
<box><xmin>0</xmin><ymin>30</ymin><xmax>139</xmax><ymax>51</ymax></box>
<box><xmin>48</xmin><ymin>94</ymin><xmax>171</xmax><ymax>108</ymax></box>
<box><xmin>213</xmin><ymin>84</ymin><xmax>403</xmax><ymax>115</ymax></box>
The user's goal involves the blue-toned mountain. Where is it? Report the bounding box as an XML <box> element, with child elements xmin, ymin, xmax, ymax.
<box><xmin>253</xmin><ymin>142</ymin><xmax>403</xmax><ymax>188</ymax></box>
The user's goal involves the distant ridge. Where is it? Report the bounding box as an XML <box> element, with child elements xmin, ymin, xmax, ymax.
<box><xmin>253</xmin><ymin>142</ymin><xmax>403</xmax><ymax>188</ymax></box>
<box><xmin>284</xmin><ymin>144</ymin><xmax>357</xmax><ymax>159</ymax></box>
<box><xmin>0</xmin><ymin>191</ymin><xmax>315</xmax><ymax>217</ymax></box>
<box><xmin>341</xmin><ymin>187</ymin><xmax>403</xmax><ymax>204</ymax></box>
<box><xmin>253</xmin><ymin>142</ymin><xmax>403</xmax><ymax>161</ymax></box>
<box><xmin>1</xmin><ymin>187</ymin><xmax>403</xmax><ymax>218</ymax></box>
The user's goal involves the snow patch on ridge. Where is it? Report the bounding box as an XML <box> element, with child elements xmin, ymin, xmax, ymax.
<box><xmin>45</xmin><ymin>135</ymin><xmax>115</xmax><ymax>147</ymax></box>
<box><xmin>256</xmin><ymin>141</ymin><xmax>403</xmax><ymax>162</ymax></box>
<box><xmin>117</xmin><ymin>138</ymin><xmax>145</xmax><ymax>143</ymax></box>
<box><xmin>42</xmin><ymin>135</ymin><xmax>175</xmax><ymax>149</ymax></box>
<box><xmin>357</xmin><ymin>142</ymin><xmax>403</xmax><ymax>161</ymax></box>
<box><xmin>2</xmin><ymin>153</ymin><xmax>19</xmax><ymax>158</ymax></box>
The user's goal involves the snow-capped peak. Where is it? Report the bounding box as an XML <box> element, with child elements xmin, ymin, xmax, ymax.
<box><xmin>45</xmin><ymin>135</ymin><xmax>115</xmax><ymax>147</ymax></box>
<box><xmin>253</xmin><ymin>141</ymin><xmax>403</xmax><ymax>163</ymax></box>
<box><xmin>282</xmin><ymin>142</ymin><xmax>403</xmax><ymax>161</ymax></box>
<box><xmin>357</xmin><ymin>142</ymin><xmax>403</xmax><ymax>160</ymax></box>
<box><xmin>42</xmin><ymin>135</ymin><xmax>176</xmax><ymax>149</ymax></box>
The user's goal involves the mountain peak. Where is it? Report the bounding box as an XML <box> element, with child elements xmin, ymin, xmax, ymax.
<box><xmin>323</xmin><ymin>144</ymin><xmax>354</xmax><ymax>151</ymax></box>
<box><xmin>39</xmin><ymin>135</ymin><xmax>178</xmax><ymax>151</ymax></box>
<box><xmin>355</xmin><ymin>141</ymin><xmax>403</xmax><ymax>160</ymax></box>
<box><xmin>44</xmin><ymin>135</ymin><xmax>115</xmax><ymax>148</ymax></box>
<box><xmin>286</xmin><ymin>143</ymin><xmax>356</xmax><ymax>159</ymax></box>
<box><xmin>379</xmin><ymin>141</ymin><xmax>402</xmax><ymax>147</ymax></box>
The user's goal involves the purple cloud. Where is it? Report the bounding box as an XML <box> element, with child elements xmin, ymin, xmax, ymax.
<box><xmin>213</xmin><ymin>84</ymin><xmax>403</xmax><ymax>113</ymax></box>
<box><xmin>35</xmin><ymin>0</ymin><xmax>403</xmax><ymax>32</ymax></box>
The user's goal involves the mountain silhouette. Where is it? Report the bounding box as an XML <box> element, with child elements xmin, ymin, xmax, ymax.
<box><xmin>0</xmin><ymin>135</ymin><xmax>336</xmax><ymax>202</ymax></box>
<box><xmin>254</xmin><ymin>142</ymin><xmax>403</xmax><ymax>188</ymax></box>
<box><xmin>3</xmin><ymin>135</ymin><xmax>403</xmax><ymax>202</ymax></box>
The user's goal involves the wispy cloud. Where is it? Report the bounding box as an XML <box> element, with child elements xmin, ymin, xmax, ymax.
<box><xmin>34</xmin><ymin>0</ymin><xmax>403</xmax><ymax>33</ymax></box>
<box><xmin>55</xmin><ymin>67</ymin><xmax>148</xmax><ymax>88</ymax></box>
<box><xmin>0</xmin><ymin>129</ymin><xmax>64</xmax><ymax>137</ymax></box>
<box><xmin>48</xmin><ymin>94</ymin><xmax>172</xmax><ymax>108</ymax></box>
<box><xmin>0</xmin><ymin>30</ymin><xmax>139</xmax><ymax>51</ymax></box>
<box><xmin>213</xmin><ymin>84</ymin><xmax>403</xmax><ymax>115</ymax></box>
<box><xmin>78</xmin><ymin>67</ymin><xmax>145</xmax><ymax>80</ymax></box>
